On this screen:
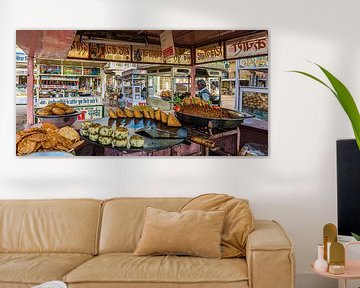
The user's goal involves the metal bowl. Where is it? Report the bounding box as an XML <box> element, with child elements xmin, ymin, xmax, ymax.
<box><xmin>36</xmin><ymin>112</ymin><xmax>80</xmax><ymax>128</ymax></box>
<box><xmin>175</xmin><ymin>108</ymin><xmax>254</xmax><ymax>129</ymax></box>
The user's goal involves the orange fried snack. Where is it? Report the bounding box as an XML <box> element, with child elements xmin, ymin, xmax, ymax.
<box><xmin>124</xmin><ymin>108</ymin><xmax>134</xmax><ymax>118</ymax></box>
<box><xmin>155</xmin><ymin>109</ymin><xmax>161</xmax><ymax>121</ymax></box>
<box><xmin>134</xmin><ymin>110</ymin><xmax>143</xmax><ymax>119</ymax></box>
<box><xmin>167</xmin><ymin>114</ymin><xmax>182</xmax><ymax>127</ymax></box>
<box><xmin>161</xmin><ymin>111</ymin><xmax>168</xmax><ymax>124</ymax></box>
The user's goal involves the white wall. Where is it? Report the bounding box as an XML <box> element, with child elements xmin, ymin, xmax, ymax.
<box><xmin>1</xmin><ymin>1</ymin><xmax>359</xmax><ymax>287</ymax></box>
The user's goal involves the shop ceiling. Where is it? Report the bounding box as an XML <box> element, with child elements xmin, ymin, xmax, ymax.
<box><xmin>16</xmin><ymin>30</ymin><xmax>76</xmax><ymax>59</ymax></box>
<box><xmin>16</xmin><ymin>30</ymin><xmax>268</xmax><ymax>65</ymax></box>
<box><xmin>77</xmin><ymin>30</ymin><xmax>263</xmax><ymax>48</ymax></box>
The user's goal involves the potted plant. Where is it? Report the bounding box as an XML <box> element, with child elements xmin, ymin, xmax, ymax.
<box><xmin>291</xmin><ymin>64</ymin><xmax>360</xmax><ymax>240</ymax></box>
<box><xmin>291</xmin><ymin>63</ymin><xmax>360</xmax><ymax>150</ymax></box>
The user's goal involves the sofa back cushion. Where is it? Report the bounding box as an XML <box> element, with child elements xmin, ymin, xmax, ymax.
<box><xmin>99</xmin><ymin>198</ymin><xmax>189</xmax><ymax>253</ymax></box>
<box><xmin>0</xmin><ymin>199</ymin><xmax>102</xmax><ymax>254</ymax></box>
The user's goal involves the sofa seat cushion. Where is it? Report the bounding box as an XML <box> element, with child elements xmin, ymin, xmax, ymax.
<box><xmin>64</xmin><ymin>253</ymin><xmax>248</xmax><ymax>287</ymax></box>
<box><xmin>0</xmin><ymin>253</ymin><xmax>93</xmax><ymax>285</ymax></box>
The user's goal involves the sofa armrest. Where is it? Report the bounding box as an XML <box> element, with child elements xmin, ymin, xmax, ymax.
<box><xmin>246</xmin><ymin>220</ymin><xmax>295</xmax><ymax>288</ymax></box>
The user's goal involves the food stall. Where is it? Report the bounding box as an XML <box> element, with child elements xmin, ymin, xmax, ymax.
<box><xmin>34</xmin><ymin>59</ymin><xmax>105</xmax><ymax>121</ymax></box>
<box><xmin>146</xmin><ymin>66</ymin><xmax>222</xmax><ymax>101</ymax></box>
<box><xmin>16</xmin><ymin>30</ymin><xmax>269</xmax><ymax>156</ymax></box>
<box><xmin>195</xmin><ymin>68</ymin><xmax>223</xmax><ymax>105</ymax></box>
<box><xmin>146</xmin><ymin>66</ymin><xmax>191</xmax><ymax>101</ymax></box>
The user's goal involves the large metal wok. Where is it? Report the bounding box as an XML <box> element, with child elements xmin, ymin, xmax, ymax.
<box><xmin>175</xmin><ymin>108</ymin><xmax>253</xmax><ymax>129</ymax></box>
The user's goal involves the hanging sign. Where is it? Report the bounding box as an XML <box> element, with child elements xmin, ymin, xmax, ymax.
<box><xmin>165</xmin><ymin>48</ymin><xmax>191</xmax><ymax>65</ymax></box>
<box><xmin>226</xmin><ymin>34</ymin><xmax>268</xmax><ymax>59</ymax></box>
<box><xmin>132</xmin><ymin>46</ymin><xmax>163</xmax><ymax>63</ymax></box>
<box><xmin>36</xmin><ymin>97</ymin><xmax>102</xmax><ymax>108</ymax></box>
<box><xmin>77</xmin><ymin>105</ymin><xmax>104</xmax><ymax>120</ymax></box>
<box><xmin>89</xmin><ymin>43</ymin><xmax>131</xmax><ymax>61</ymax></box>
<box><xmin>160</xmin><ymin>30</ymin><xmax>175</xmax><ymax>60</ymax></box>
<box><xmin>195</xmin><ymin>43</ymin><xmax>224</xmax><ymax>64</ymax></box>
<box><xmin>104</xmin><ymin>44</ymin><xmax>131</xmax><ymax>61</ymax></box>
<box><xmin>67</xmin><ymin>37</ymin><xmax>90</xmax><ymax>59</ymax></box>
<box><xmin>89</xmin><ymin>43</ymin><xmax>106</xmax><ymax>59</ymax></box>
<box><xmin>240</xmin><ymin>56</ymin><xmax>268</xmax><ymax>68</ymax></box>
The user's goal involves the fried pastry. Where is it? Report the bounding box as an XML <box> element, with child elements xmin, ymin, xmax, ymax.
<box><xmin>124</xmin><ymin>108</ymin><xmax>134</xmax><ymax>118</ymax></box>
<box><xmin>52</xmin><ymin>108</ymin><xmax>66</xmax><ymax>115</ymax></box>
<box><xmin>113</xmin><ymin>138</ymin><xmax>128</xmax><ymax>148</ymax></box>
<box><xmin>116</xmin><ymin>108</ymin><xmax>126</xmax><ymax>118</ymax></box>
<box><xmin>99</xmin><ymin>126</ymin><xmax>113</xmax><ymax>137</ymax></box>
<box><xmin>114</xmin><ymin>127</ymin><xmax>129</xmax><ymax>139</ymax></box>
<box><xmin>161</xmin><ymin>111</ymin><xmax>168</xmax><ymax>124</ymax></box>
<box><xmin>134</xmin><ymin>110</ymin><xmax>143</xmax><ymax>119</ymax></box>
<box><xmin>143</xmin><ymin>109</ymin><xmax>151</xmax><ymax>119</ymax></box>
<box><xmin>59</xmin><ymin>126</ymin><xmax>80</xmax><ymax>142</ymax></box>
<box><xmin>167</xmin><ymin>114</ymin><xmax>182</xmax><ymax>127</ymax></box>
<box><xmin>108</xmin><ymin>108</ymin><xmax>117</xmax><ymax>119</ymax></box>
<box><xmin>130</xmin><ymin>135</ymin><xmax>144</xmax><ymax>148</ymax></box>
<box><xmin>155</xmin><ymin>109</ymin><xmax>161</xmax><ymax>121</ymax></box>
<box><xmin>149</xmin><ymin>109</ymin><xmax>155</xmax><ymax>119</ymax></box>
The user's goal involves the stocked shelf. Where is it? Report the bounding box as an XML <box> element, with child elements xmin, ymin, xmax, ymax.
<box><xmin>39</xmin><ymin>74</ymin><xmax>100</xmax><ymax>77</ymax></box>
<box><xmin>121</xmin><ymin>69</ymin><xmax>147</xmax><ymax>107</ymax></box>
<box><xmin>35</xmin><ymin>62</ymin><xmax>103</xmax><ymax>103</ymax></box>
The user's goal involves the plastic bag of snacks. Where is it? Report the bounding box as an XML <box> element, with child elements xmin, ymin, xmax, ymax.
<box><xmin>240</xmin><ymin>143</ymin><xmax>268</xmax><ymax>156</ymax></box>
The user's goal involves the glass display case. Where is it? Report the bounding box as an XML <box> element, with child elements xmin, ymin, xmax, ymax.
<box><xmin>147</xmin><ymin>67</ymin><xmax>191</xmax><ymax>101</ymax></box>
<box><xmin>240</xmin><ymin>88</ymin><xmax>268</xmax><ymax>121</ymax></box>
<box><xmin>237</xmin><ymin>56</ymin><xmax>269</xmax><ymax>121</ymax></box>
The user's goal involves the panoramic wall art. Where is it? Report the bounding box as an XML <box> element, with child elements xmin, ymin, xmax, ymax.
<box><xmin>16</xmin><ymin>30</ymin><xmax>269</xmax><ymax>157</ymax></box>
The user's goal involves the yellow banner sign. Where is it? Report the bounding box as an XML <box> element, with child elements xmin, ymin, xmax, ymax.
<box><xmin>195</xmin><ymin>44</ymin><xmax>224</xmax><ymax>64</ymax></box>
<box><xmin>226</xmin><ymin>35</ymin><xmax>268</xmax><ymax>59</ymax></box>
<box><xmin>67</xmin><ymin>38</ymin><xmax>89</xmax><ymax>59</ymax></box>
<box><xmin>104</xmin><ymin>44</ymin><xmax>131</xmax><ymax>61</ymax></box>
<box><xmin>132</xmin><ymin>46</ymin><xmax>163</xmax><ymax>63</ymax></box>
<box><xmin>166</xmin><ymin>48</ymin><xmax>191</xmax><ymax>65</ymax></box>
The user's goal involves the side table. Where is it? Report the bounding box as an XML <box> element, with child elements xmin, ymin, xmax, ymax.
<box><xmin>311</xmin><ymin>242</ymin><xmax>360</xmax><ymax>288</ymax></box>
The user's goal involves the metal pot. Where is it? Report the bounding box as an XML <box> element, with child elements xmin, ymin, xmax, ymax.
<box><xmin>175</xmin><ymin>108</ymin><xmax>254</xmax><ymax>129</ymax></box>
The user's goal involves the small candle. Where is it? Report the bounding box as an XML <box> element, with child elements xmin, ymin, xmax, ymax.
<box><xmin>329</xmin><ymin>264</ymin><xmax>345</xmax><ymax>274</ymax></box>
<box><xmin>327</xmin><ymin>242</ymin><xmax>331</xmax><ymax>263</ymax></box>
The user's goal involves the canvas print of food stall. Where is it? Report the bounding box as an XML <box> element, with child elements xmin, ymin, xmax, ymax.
<box><xmin>16</xmin><ymin>30</ymin><xmax>269</xmax><ymax>157</ymax></box>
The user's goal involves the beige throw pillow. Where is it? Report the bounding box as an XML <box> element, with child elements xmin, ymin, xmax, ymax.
<box><xmin>134</xmin><ymin>207</ymin><xmax>225</xmax><ymax>258</ymax></box>
<box><xmin>181</xmin><ymin>194</ymin><xmax>255</xmax><ymax>258</ymax></box>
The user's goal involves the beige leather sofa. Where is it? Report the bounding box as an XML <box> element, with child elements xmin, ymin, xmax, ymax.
<box><xmin>0</xmin><ymin>198</ymin><xmax>294</xmax><ymax>288</ymax></box>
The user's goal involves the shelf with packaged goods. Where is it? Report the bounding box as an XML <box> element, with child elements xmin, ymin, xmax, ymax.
<box><xmin>39</xmin><ymin>74</ymin><xmax>100</xmax><ymax>77</ymax></box>
<box><xmin>40</xmin><ymin>77</ymin><xmax>79</xmax><ymax>82</ymax></box>
<box><xmin>40</xmin><ymin>85</ymin><xmax>79</xmax><ymax>90</ymax></box>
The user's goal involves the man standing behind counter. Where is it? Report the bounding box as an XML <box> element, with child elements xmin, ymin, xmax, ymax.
<box><xmin>196</xmin><ymin>79</ymin><xmax>211</xmax><ymax>102</ymax></box>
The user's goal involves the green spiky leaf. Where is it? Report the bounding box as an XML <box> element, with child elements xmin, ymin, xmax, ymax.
<box><xmin>351</xmin><ymin>232</ymin><xmax>360</xmax><ymax>241</ymax></box>
<box><xmin>290</xmin><ymin>64</ymin><xmax>360</xmax><ymax>150</ymax></box>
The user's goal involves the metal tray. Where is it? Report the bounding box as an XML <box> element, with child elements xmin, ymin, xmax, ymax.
<box><xmin>80</xmin><ymin>117</ymin><xmax>186</xmax><ymax>152</ymax></box>
<box><xmin>175</xmin><ymin>108</ymin><xmax>253</xmax><ymax>129</ymax></box>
